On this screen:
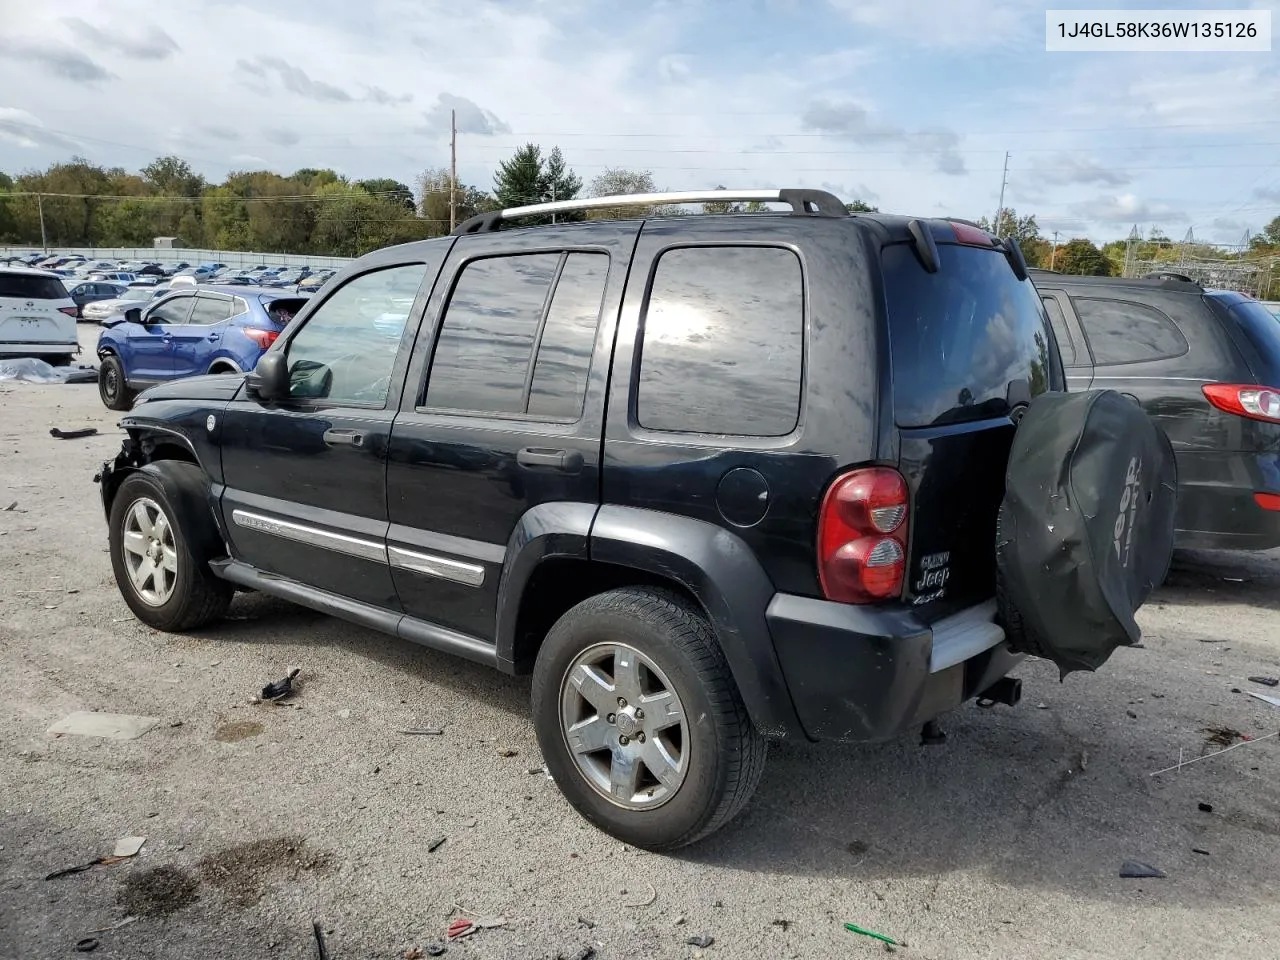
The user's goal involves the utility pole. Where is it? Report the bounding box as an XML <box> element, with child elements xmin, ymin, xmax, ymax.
<box><xmin>993</xmin><ymin>151</ymin><xmax>1010</xmax><ymax>235</ymax></box>
<box><xmin>37</xmin><ymin>193</ymin><xmax>48</xmax><ymax>251</ymax></box>
<box><xmin>449</xmin><ymin>109</ymin><xmax>457</xmax><ymax>233</ymax></box>
<box><xmin>551</xmin><ymin>183</ymin><xmax>556</xmax><ymax>225</ymax></box>
<box><xmin>1050</xmin><ymin>230</ymin><xmax>1059</xmax><ymax>270</ymax></box>
<box><xmin>1123</xmin><ymin>224</ymin><xmax>1139</xmax><ymax>278</ymax></box>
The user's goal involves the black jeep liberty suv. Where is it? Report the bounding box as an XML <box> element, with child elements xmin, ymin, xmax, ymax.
<box><xmin>96</xmin><ymin>189</ymin><xmax>1169</xmax><ymax>850</ymax></box>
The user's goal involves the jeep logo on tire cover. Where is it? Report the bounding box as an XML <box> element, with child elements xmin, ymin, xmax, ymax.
<box><xmin>1113</xmin><ymin>457</ymin><xmax>1141</xmax><ymax>567</ymax></box>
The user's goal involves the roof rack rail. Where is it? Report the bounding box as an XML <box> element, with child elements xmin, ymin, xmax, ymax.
<box><xmin>453</xmin><ymin>188</ymin><xmax>847</xmax><ymax>235</ymax></box>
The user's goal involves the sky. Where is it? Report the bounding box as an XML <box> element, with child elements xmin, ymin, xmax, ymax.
<box><xmin>1</xmin><ymin>0</ymin><xmax>1278</xmax><ymax>245</ymax></box>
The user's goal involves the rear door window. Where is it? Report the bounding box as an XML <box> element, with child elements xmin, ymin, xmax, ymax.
<box><xmin>1073</xmin><ymin>297</ymin><xmax>1188</xmax><ymax>365</ymax></box>
<box><xmin>0</xmin><ymin>273</ymin><xmax>68</xmax><ymax>299</ymax></box>
<box><xmin>1041</xmin><ymin>295</ymin><xmax>1078</xmax><ymax>366</ymax></box>
<box><xmin>636</xmin><ymin>246</ymin><xmax>804</xmax><ymax>436</ymax></box>
<box><xmin>188</xmin><ymin>295</ymin><xmax>231</xmax><ymax>325</ymax></box>
<box><xmin>1221</xmin><ymin>299</ymin><xmax>1280</xmax><ymax>385</ymax></box>
<box><xmin>883</xmin><ymin>243</ymin><xmax>1054</xmax><ymax>427</ymax></box>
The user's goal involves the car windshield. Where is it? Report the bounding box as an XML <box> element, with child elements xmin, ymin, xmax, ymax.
<box><xmin>122</xmin><ymin>287</ymin><xmax>154</xmax><ymax>301</ymax></box>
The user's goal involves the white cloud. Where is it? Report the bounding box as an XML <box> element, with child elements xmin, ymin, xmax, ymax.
<box><xmin>420</xmin><ymin>93</ymin><xmax>511</xmax><ymax>137</ymax></box>
<box><xmin>1068</xmin><ymin>193</ymin><xmax>1189</xmax><ymax>225</ymax></box>
<box><xmin>801</xmin><ymin>100</ymin><xmax>966</xmax><ymax>175</ymax></box>
<box><xmin>0</xmin><ymin>108</ymin><xmax>80</xmax><ymax>151</ymax></box>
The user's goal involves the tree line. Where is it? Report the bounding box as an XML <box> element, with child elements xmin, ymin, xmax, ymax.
<box><xmin>1</xmin><ymin>147</ymin><xmax>1276</xmax><ymax>295</ymax></box>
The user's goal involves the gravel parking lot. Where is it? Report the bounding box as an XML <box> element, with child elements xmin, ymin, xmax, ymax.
<box><xmin>3</xmin><ymin>329</ymin><xmax>1280</xmax><ymax>959</ymax></box>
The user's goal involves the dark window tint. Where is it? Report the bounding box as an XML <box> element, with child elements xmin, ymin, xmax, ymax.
<box><xmin>426</xmin><ymin>254</ymin><xmax>561</xmax><ymax>414</ymax></box>
<box><xmin>1223</xmin><ymin>299</ymin><xmax>1280</xmax><ymax>385</ymax></box>
<box><xmin>147</xmin><ymin>295</ymin><xmax>194</xmax><ymax>325</ymax></box>
<box><xmin>1041</xmin><ymin>296</ymin><xmax>1077</xmax><ymax>366</ymax></box>
<box><xmin>286</xmin><ymin>263</ymin><xmax>426</xmax><ymax>405</ymax></box>
<box><xmin>637</xmin><ymin>247</ymin><xmax>803</xmax><ymax>436</ymax></box>
<box><xmin>188</xmin><ymin>296</ymin><xmax>230</xmax><ymax>325</ymax></box>
<box><xmin>0</xmin><ymin>273</ymin><xmax>67</xmax><ymax>299</ymax></box>
<box><xmin>1074</xmin><ymin>297</ymin><xmax>1188</xmax><ymax>365</ymax></box>
<box><xmin>527</xmin><ymin>254</ymin><xmax>608</xmax><ymax>419</ymax></box>
<box><xmin>883</xmin><ymin>243</ymin><xmax>1053</xmax><ymax>428</ymax></box>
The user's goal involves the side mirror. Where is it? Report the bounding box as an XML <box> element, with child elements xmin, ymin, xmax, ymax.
<box><xmin>124</xmin><ymin>307</ymin><xmax>143</xmax><ymax>325</ymax></box>
<box><xmin>246</xmin><ymin>351</ymin><xmax>288</xmax><ymax>403</ymax></box>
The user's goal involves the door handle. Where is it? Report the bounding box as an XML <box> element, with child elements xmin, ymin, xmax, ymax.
<box><xmin>207</xmin><ymin>333</ymin><xmax>220</xmax><ymax>341</ymax></box>
<box><xmin>517</xmin><ymin>447</ymin><xmax>583</xmax><ymax>471</ymax></box>
<box><xmin>323</xmin><ymin>429</ymin><xmax>365</xmax><ymax>447</ymax></box>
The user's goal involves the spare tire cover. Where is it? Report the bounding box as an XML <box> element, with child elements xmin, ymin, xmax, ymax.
<box><xmin>996</xmin><ymin>390</ymin><xmax>1176</xmax><ymax>676</ymax></box>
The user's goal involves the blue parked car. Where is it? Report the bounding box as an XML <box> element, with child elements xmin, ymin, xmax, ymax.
<box><xmin>96</xmin><ymin>285</ymin><xmax>308</xmax><ymax>410</ymax></box>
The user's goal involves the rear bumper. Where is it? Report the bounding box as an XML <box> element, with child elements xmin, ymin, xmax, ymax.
<box><xmin>0</xmin><ymin>341</ymin><xmax>78</xmax><ymax>354</ymax></box>
<box><xmin>767</xmin><ymin>595</ymin><xmax>1020</xmax><ymax>742</ymax></box>
<box><xmin>1175</xmin><ymin>450</ymin><xmax>1280</xmax><ymax>551</ymax></box>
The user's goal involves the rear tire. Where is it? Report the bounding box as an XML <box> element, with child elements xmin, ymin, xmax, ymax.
<box><xmin>99</xmin><ymin>355</ymin><xmax>135</xmax><ymax>411</ymax></box>
<box><xmin>532</xmin><ymin>587</ymin><xmax>766</xmax><ymax>851</ymax></box>
<box><xmin>108</xmin><ymin>469</ymin><xmax>232</xmax><ymax>631</ymax></box>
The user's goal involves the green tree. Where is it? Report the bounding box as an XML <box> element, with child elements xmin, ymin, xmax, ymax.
<box><xmin>978</xmin><ymin>208</ymin><xmax>1040</xmax><ymax>244</ymax></box>
<box><xmin>587</xmin><ymin>167</ymin><xmax>657</xmax><ymax>219</ymax></box>
<box><xmin>845</xmin><ymin>199</ymin><xmax>878</xmax><ymax>213</ymax></box>
<box><xmin>415</xmin><ymin>167</ymin><xmax>494</xmax><ymax>234</ymax></box>
<box><xmin>702</xmin><ymin>185</ymin><xmax>744</xmax><ymax>215</ymax></box>
<box><xmin>1054</xmin><ymin>238</ymin><xmax>1114</xmax><ymax>276</ymax></box>
<box><xmin>493</xmin><ymin>143</ymin><xmax>583</xmax><ymax>223</ymax></box>
<box><xmin>356</xmin><ymin>178</ymin><xmax>415</xmax><ymax>211</ymax></box>
<box><xmin>142</xmin><ymin>156</ymin><xmax>204</xmax><ymax>197</ymax></box>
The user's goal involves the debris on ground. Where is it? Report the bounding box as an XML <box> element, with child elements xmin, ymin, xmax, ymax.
<box><xmin>623</xmin><ymin>882</ymin><xmax>657</xmax><ymax>907</ymax></box>
<box><xmin>47</xmin><ymin>711</ymin><xmax>160</xmax><ymax>741</ymax></box>
<box><xmin>74</xmin><ymin>937</ymin><xmax>99</xmax><ymax>952</ymax></box>
<box><xmin>261</xmin><ymin>667</ymin><xmax>301</xmax><ymax>701</ymax></box>
<box><xmin>0</xmin><ymin>358</ymin><xmax>97</xmax><ymax>384</ymax></box>
<box><xmin>577</xmin><ymin>917</ymin><xmax>596</xmax><ymax>930</ymax></box>
<box><xmin>425</xmin><ymin>945</ymin><xmax>446</xmax><ymax>957</ymax></box>
<box><xmin>1192</xmin><ymin>848</ymin><xmax>1210</xmax><ymax>855</ymax></box>
<box><xmin>1119</xmin><ymin>860</ymin><xmax>1166</xmax><ymax>879</ymax></box>
<box><xmin>1248</xmin><ymin>691</ymin><xmax>1280</xmax><ymax>709</ymax></box>
<box><xmin>313</xmin><ymin>921</ymin><xmax>329</xmax><ymax>960</ymax></box>
<box><xmin>772</xmin><ymin>919</ymin><xmax>792</xmax><ymax>931</ymax></box>
<box><xmin>113</xmin><ymin>836</ymin><xmax>146</xmax><ymax>858</ymax></box>
<box><xmin>1249</xmin><ymin>676</ymin><xmax>1280</xmax><ymax>687</ymax></box>
<box><xmin>558</xmin><ymin>949</ymin><xmax>594</xmax><ymax>960</ymax></box>
<box><xmin>1126</xmin><ymin>709</ymin><xmax>1139</xmax><ymax>719</ymax></box>
<box><xmin>496</xmin><ymin>747</ymin><xmax>519</xmax><ymax>758</ymax></box>
<box><xmin>404</xmin><ymin>948</ymin><xmax>424</xmax><ymax>960</ymax></box>
<box><xmin>45</xmin><ymin>854</ymin><xmax>131</xmax><ymax>880</ymax></box>
<box><xmin>401</xmin><ymin>727</ymin><xmax>445</xmax><ymax>736</ymax></box>
<box><xmin>1151</xmin><ymin>730</ymin><xmax>1280</xmax><ymax>776</ymax></box>
<box><xmin>845</xmin><ymin>922</ymin><xmax>900</xmax><ymax>947</ymax></box>
<box><xmin>117</xmin><ymin>865</ymin><xmax>200</xmax><ymax>916</ymax></box>
<box><xmin>4</xmin><ymin>501</ymin><xmax>16</xmax><ymax>511</ymax></box>
<box><xmin>685</xmin><ymin>935</ymin><xmax>715</xmax><ymax>948</ymax></box>
<box><xmin>1199</xmin><ymin>802</ymin><xmax>1214</xmax><ymax>813</ymax></box>
<box><xmin>86</xmin><ymin>917</ymin><xmax>137</xmax><ymax>935</ymax></box>
<box><xmin>427</xmin><ymin>836</ymin><xmax>447</xmax><ymax>853</ymax></box>
<box><xmin>1203</xmin><ymin>726</ymin><xmax>1244</xmax><ymax>748</ymax></box>
<box><xmin>49</xmin><ymin>427</ymin><xmax>99</xmax><ymax>440</ymax></box>
<box><xmin>446</xmin><ymin>919</ymin><xmax>475</xmax><ymax>941</ymax></box>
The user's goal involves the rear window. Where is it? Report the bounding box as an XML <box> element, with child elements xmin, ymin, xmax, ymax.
<box><xmin>265</xmin><ymin>297</ymin><xmax>307</xmax><ymax>326</ymax></box>
<box><xmin>1222</xmin><ymin>299</ymin><xmax>1280</xmax><ymax>384</ymax></box>
<box><xmin>0</xmin><ymin>273</ymin><xmax>68</xmax><ymax>300</ymax></box>
<box><xmin>883</xmin><ymin>243</ymin><xmax>1054</xmax><ymax>427</ymax></box>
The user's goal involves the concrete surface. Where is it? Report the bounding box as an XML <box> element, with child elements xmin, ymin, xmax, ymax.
<box><xmin>2</xmin><ymin>327</ymin><xmax>1279</xmax><ymax>959</ymax></box>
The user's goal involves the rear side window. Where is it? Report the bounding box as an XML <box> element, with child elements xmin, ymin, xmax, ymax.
<box><xmin>0</xmin><ymin>273</ymin><xmax>67</xmax><ymax>299</ymax></box>
<box><xmin>1073</xmin><ymin>297</ymin><xmax>1188</xmax><ymax>365</ymax></box>
<box><xmin>425</xmin><ymin>252</ymin><xmax>608</xmax><ymax>419</ymax></box>
<box><xmin>1222</xmin><ymin>299</ymin><xmax>1280</xmax><ymax>384</ymax></box>
<box><xmin>188</xmin><ymin>296</ymin><xmax>230</xmax><ymax>325</ymax></box>
<box><xmin>1041</xmin><ymin>295</ymin><xmax>1078</xmax><ymax>366</ymax></box>
<box><xmin>637</xmin><ymin>246</ymin><xmax>804</xmax><ymax>436</ymax></box>
<box><xmin>883</xmin><ymin>243</ymin><xmax>1053</xmax><ymax>427</ymax></box>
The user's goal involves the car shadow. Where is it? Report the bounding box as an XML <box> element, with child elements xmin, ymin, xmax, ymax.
<box><xmin>1158</xmin><ymin>547</ymin><xmax>1280</xmax><ymax>612</ymax></box>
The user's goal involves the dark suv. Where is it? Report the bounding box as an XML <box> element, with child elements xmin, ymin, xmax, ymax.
<box><xmin>97</xmin><ymin>190</ymin><xmax>1132</xmax><ymax>849</ymax></box>
<box><xmin>1032</xmin><ymin>270</ymin><xmax>1280</xmax><ymax>551</ymax></box>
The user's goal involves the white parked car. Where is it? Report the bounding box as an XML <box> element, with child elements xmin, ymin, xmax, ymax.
<box><xmin>81</xmin><ymin>284</ymin><xmax>168</xmax><ymax>323</ymax></box>
<box><xmin>0</xmin><ymin>267</ymin><xmax>79</xmax><ymax>363</ymax></box>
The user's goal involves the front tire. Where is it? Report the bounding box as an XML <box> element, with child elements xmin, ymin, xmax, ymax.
<box><xmin>532</xmin><ymin>587</ymin><xmax>766</xmax><ymax>850</ymax></box>
<box><xmin>108</xmin><ymin>470</ymin><xmax>232</xmax><ymax>631</ymax></box>
<box><xmin>99</xmin><ymin>355</ymin><xmax>135</xmax><ymax>411</ymax></box>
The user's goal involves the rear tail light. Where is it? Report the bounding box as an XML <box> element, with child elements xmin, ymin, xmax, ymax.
<box><xmin>58</xmin><ymin>306</ymin><xmax>78</xmax><ymax>317</ymax></box>
<box><xmin>244</xmin><ymin>328</ymin><xmax>279</xmax><ymax>349</ymax></box>
<box><xmin>1256</xmin><ymin>493</ymin><xmax>1280</xmax><ymax>512</ymax></box>
<box><xmin>817</xmin><ymin>467</ymin><xmax>909</xmax><ymax>604</ymax></box>
<box><xmin>1202</xmin><ymin>384</ymin><xmax>1280</xmax><ymax>424</ymax></box>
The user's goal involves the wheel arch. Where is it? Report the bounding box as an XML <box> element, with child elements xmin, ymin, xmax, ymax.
<box><xmin>498</xmin><ymin>503</ymin><xmax>804</xmax><ymax>739</ymax></box>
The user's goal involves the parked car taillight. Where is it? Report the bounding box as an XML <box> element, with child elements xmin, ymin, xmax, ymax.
<box><xmin>1202</xmin><ymin>384</ymin><xmax>1280</xmax><ymax>424</ymax></box>
<box><xmin>244</xmin><ymin>328</ymin><xmax>279</xmax><ymax>349</ymax></box>
<box><xmin>58</xmin><ymin>306</ymin><xmax>78</xmax><ymax>317</ymax></box>
<box><xmin>817</xmin><ymin>467</ymin><xmax>909</xmax><ymax>604</ymax></box>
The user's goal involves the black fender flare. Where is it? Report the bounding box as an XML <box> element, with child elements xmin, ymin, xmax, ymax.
<box><xmin>106</xmin><ymin>460</ymin><xmax>227</xmax><ymax>563</ymax></box>
<box><xmin>589</xmin><ymin>506</ymin><xmax>803</xmax><ymax>739</ymax></box>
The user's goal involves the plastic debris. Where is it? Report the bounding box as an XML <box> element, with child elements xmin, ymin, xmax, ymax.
<box><xmin>49</xmin><ymin>427</ymin><xmax>98</xmax><ymax>440</ymax></box>
<box><xmin>404</xmin><ymin>949</ymin><xmax>424</xmax><ymax>960</ymax></box>
<box><xmin>0</xmin><ymin>358</ymin><xmax>95</xmax><ymax>383</ymax></box>
<box><xmin>313</xmin><ymin>921</ymin><xmax>329</xmax><ymax>960</ymax></box>
<box><xmin>87</xmin><ymin>917</ymin><xmax>138</xmax><ymax>935</ymax></box>
<box><xmin>446</xmin><ymin>919</ymin><xmax>475</xmax><ymax>941</ymax></box>
<box><xmin>45</xmin><ymin>855</ymin><xmax>130</xmax><ymax>881</ymax></box>
<box><xmin>1192</xmin><ymin>848</ymin><xmax>1210</xmax><ymax>856</ymax></box>
<box><xmin>1149</xmin><ymin>731</ymin><xmax>1279</xmax><ymax>776</ymax></box>
<box><xmin>427</xmin><ymin>836</ymin><xmax>447</xmax><ymax>853</ymax></box>
<box><xmin>74</xmin><ymin>938</ymin><xmax>99</xmax><ymax>952</ymax></box>
<box><xmin>47</xmin><ymin>711</ymin><xmax>159</xmax><ymax>741</ymax></box>
<box><xmin>114</xmin><ymin>837</ymin><xmax>146</xmax><ymax>858</ymax></box>
<box><xmin>771</xmin><ymin>919</ymin><xmax>791</xmax><ymax>931</ymax></box>
<box><xmin>402</xmin><ymin>728</ymin><xmax>444</xmax><ymax>736</ymax></box>
<box><xmin>1247</xmin><ymin>691</ymin><xmax>1280</xmax><ymax>709</ymax></box>
<box><xmin>1249</xmin><ymin>676</ymin><xmax>1279</xmax><ymax>688</ymax></box>
<box><xmin>845</xmin><ymin>922</ymin><xmax>900</xmax><ymax>947</ymax></box>
<box><xmin>261</xmin><ymin>667</ymin><xmax>301</xmax><ymax>701</ymax></box>
<box><xmin>425</xmin><ymin>945</ymin><xmax>446</xmax><ymax>957</ymax></box>
<box><xmin>1199</xmin><ymin>802</ymin><xmax>1214</xmax><ymax>813</ymax></box>
<box><xmin>1119</xmin><ymin>860</ymin><xmax>1166</xmax><ymax>879</ymax></box>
